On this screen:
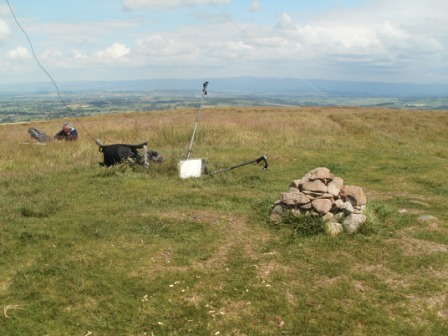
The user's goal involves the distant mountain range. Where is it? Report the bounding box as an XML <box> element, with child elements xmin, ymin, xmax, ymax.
<box><xmin>1</xmin><ymin>77</ymin><xmax>447</xmax><ymax>98</ymax></box>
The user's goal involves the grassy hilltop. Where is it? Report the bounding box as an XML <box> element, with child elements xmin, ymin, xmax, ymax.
<box><xmin>0</xmin><ymin>106</ymin><xmax>447</xmax><ymax>335</ymax></box>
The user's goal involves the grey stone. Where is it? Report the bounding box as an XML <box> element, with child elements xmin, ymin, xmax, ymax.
<box><xmin>341</xmin><ymin>185</ymin><xmax>366</xmax><ymax>206</ymax></box>
<box><xmin>309</xmin><ymin>167</ymin><xmax>333</xmax><ymax>181</ymax></box>
<box><xmin>299</xmin><ymin>172</ymin><xmax>312</xmax><ymax>185</ymax></box>
<box><xmin>334</xmin><ymin>199</ymin><xmax>344</xmax><ymax>208</ymax></box>
<box><xmin>301</xmin><ymin>190</ymin><xmax>320</xmax><ymax>199</ymax></box>
<box><xmin>289</xmin><ymin>179</ymin><xmax>301</xmax><ymax>189</ymax></box>
<box><xmin>340</xmin><ymin>201</ymin><xmax>354</xmax><ymax>214</ymax></box>
<box><xmin>331</xmin><ymin>212</ymin><xmax>345</xmax><ymax>223</ymax></box>
<box><xmin>325</xmin><ymin>222</ymin><xmax>344</xmax><ymax>237</ymax></box>
<box><xmin>328</xmin><ymin>177</ymin><xmax>344</xmax><ymax>197</ymax></box>
<box><xmin>322</xmin><ymin>212</ymin><xmax>334</xmax><ymax>222</ymax></box>
<box><xmin>311</xmin><ymin>199</ymin><xmax>332</xmax><ymax>214</ymax></box>
<box><xmin>314</xmin><ymin>193</ymin><xmax>334</xmax><ymax>200</ymax></box>
<box><xmin>281</xmin><ymin>192</ymin><xmax>311</xmax><ymax>205</ymax></box>
<box><xmin>270</xmin><ymin>205</ymin><xmax>284</xmax><ymax>222</ymax></box>
<box><xmin>343</xmin><ymin>214</ymin><xmax>366</xmax><ymax>233</ymax></box>
<box><xmin>299</xmin><ymin>202</ymin><xmax>313</xmax><ymax>210</ymax></box>
<box><xmin>301</xmin><ymin>180</ymin><xmax>328</xmax><ymax>193</ymax></box>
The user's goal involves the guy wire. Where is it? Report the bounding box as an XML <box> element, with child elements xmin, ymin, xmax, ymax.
<box><xmin>209</xmin><ymin>0</ymin><xmax>261</xmax><ymax>50</ymax></box>
<box><xmin>5</xmin><ymin>0</ymin><xmax>415</xmax><ymax>147</ymax></box>
<box><xmin>208</xmin><ymin>0</ymin><xmax>404</xmax><ymax>145</ymax></box>
<box><xmin>5</xmin><ymin>0</ymin><xmax>97</xmax><ymax>143</ymax></box>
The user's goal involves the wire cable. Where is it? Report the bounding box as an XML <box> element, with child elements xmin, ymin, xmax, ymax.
<box><xmin>298</xmin><ymin>79</ymin><xmax>404</xmax><ymax>144</ymax></box>
<box><xmin>4</xmin><ymin>0</ymin><xmax>411</xmax><ymax>146</ymax></box>
<box><xmin>209</xmin><ymin>0</ymin><xmax>261</xmax><ymax>49</ymax></box>
<box><xmin>5</xmin><ymin>0</ymin><xmax>97</xmax><ymax>142</ymax></box>
<box><xmin>208</xmin><ymin>0</ymin><xmax>404</xmax><ymax>144</ymax></box>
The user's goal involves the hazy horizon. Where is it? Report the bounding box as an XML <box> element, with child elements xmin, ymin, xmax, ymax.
<box><xmin>1</xmin><ymin>1</ymin><xmax>447</xmax><ymax>85</ymax></box>
<box><xmin>1</xmin><ymin>76</ymin><xmax>447</xmax><ymax>98</ymax></box>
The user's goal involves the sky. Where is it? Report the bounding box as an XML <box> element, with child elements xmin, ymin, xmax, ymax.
<box><xmin>0</xmin><ymin>0</ymin><xmax>447</xmax><ymax>84</ymax></box>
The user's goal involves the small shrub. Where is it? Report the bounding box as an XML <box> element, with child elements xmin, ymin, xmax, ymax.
<box><xmin>358</xmin><ymin>202</ymin><xmax>402</xmax><ymax>236</ymax></box>
<box><xmin>283</xmin><ymin>211</ymin><xmax>326</xmax><ymax>236</ymax></box>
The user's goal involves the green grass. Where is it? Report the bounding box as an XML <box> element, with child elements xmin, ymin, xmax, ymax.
<box><xmin>1</xmin><ymin>106</ymin><xmax>447</xmax><ymax>335</ymax></box>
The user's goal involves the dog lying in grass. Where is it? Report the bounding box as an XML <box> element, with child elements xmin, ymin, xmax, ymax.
<box><xmin>95</xmin><ymin>140</ymin><xmax>163</xmax><ymax>167</ymax></box>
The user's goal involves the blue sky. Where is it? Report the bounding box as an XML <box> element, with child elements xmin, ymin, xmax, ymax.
<box><xmin>1</xmin><ymin>0</ymin><xmax>447</xmax><ymax>84</ymax></box>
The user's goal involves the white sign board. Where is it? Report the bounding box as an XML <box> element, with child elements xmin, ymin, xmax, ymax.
<box><xmin>179</xmin><ymin>159</ymin><xmax>206</xmax><ymax>179</ymax></box>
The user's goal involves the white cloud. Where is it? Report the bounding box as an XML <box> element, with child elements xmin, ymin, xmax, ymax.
<box><xmin>37</xmin><ymin>42</ymin><xmax>133</xmax><ymax>70</ymax></box>
<box><xmin>73</xmin><ymin>50</ymin><xmax>89</xmax><ymax>61</ymax></box>
<box><xmin>1</xmin><ymin>0</ymin><xmax>447</xmax><ymax>83</ymax></box>
<box><xmin>123</xmin><ymin>0</ymin><xmax>230</xmax><ymax>10</ymax></box>
<box><xmin>94</xmin><ymin>43</ymin><xmax>131</xmax><ymax>64</ymax></box>
<box><xmin>249</xmin><ymin>0</ymin><xmax>262</xmax><ymax>12</ymax></box>
<box><xmin>0</xmin><ymin>4</ymin><xmax>10</xmax><ymax>16</ymax></box>
<box><xmin>118</xmin><ymin>0</ymin><xmax>447</xmax><ymax>82</ymax></box>
<box><xmin>375</xmin><ymin>21</ymin><xmax>443</xmax><ymax>56</ymax></box>
<box><xmin>265</xmin><ymin>0</ymin><xmax>447</xmax><ymax>82</ymax></box>
<box><xmin>276</xmin><ymin>13</ymin><xmax>295</xmax><ymax>30</ymax></box>
<box><xmin>208</xmin><ymin>40</ymin><xmax>255</xmax><ymax>60</ymax></box>
<box><xmin>30</xmin><ymin>20</ymin><xmax>139</xmax><ymax>47</ymax></box>
<box><xmin>41</xmin><ymin>49</ymin><xmax>63</xmax><ymax>59</ymax></box>
<box><xmin>134</xmin><ymin>34</ymin><xmax>200</xmax><ymax>68</ymax></box>
<box><xmin>137</xmin><ymin>35</ymin><xmax>193</xmax><ymax>56</ymax></box>
<box><xmin>7</xmin><ymin>46</ymin><xmax>31</xmax><ymax>59</ymax></box>
<box><xmin>0</xmin><ymin>19</ymin><xmax>11</xmax><ymax>41</ymax></box>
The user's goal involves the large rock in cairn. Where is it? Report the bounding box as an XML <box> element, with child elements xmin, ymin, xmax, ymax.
<box><xmin>270</xmin><ymin>167</ymin><xmax>367</xmax><ymax>235</ymax></box>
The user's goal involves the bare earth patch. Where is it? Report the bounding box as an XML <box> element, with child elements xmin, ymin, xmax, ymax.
<box><xmin>386</xmin><ymin>237</ymin><xmax>448</xmax><ymax>257</ymax></box>
<box><xmin>159</xmin><ymin>209</ymin><xmax>273</xmax><ymax>268</ymax></box>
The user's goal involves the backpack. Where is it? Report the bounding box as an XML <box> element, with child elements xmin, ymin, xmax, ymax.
<box><xmin>28</xmin><ymin>128</ymin><xmax>52</xmax><ymax>142</ymax></box>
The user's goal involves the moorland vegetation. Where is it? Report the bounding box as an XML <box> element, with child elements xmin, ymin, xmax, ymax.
<box><xmin>1</xmin><ymin>106</ymin><xmax>447</xmax><ymax>335</ymax></box>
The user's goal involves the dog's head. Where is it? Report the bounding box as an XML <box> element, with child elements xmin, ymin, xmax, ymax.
<box><xmin>148</xmin><ymin>151</ymin><xmax>164</xmax><ymax>163</ymax></box>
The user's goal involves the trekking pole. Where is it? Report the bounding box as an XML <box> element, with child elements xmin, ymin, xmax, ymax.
<box><xmin>186</xmin><ymin>81</ymin><xmax>208</xmax><ymax>160</ymax></box>
<box><xmin>209</xmin><ymin>155</ymin><xmax>268</xmax><ymax>177</ymax></box>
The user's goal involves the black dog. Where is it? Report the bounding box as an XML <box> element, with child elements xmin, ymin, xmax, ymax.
<box><xmin>96</xmin><ymin>140</ymin><xmax>163</xmax><ymax>167</ymax></box>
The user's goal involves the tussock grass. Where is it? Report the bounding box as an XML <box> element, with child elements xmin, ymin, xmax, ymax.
<box><xmin>0</xmin><ymin>106</ymin><xmax>447</xmax><ymax>335</ymax></box>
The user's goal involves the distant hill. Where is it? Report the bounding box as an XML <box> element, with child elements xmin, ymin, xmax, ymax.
<box><xmin>1</xmin><ymin>77</ymin><xmax>447</xmax><ymax>98</ymax></box>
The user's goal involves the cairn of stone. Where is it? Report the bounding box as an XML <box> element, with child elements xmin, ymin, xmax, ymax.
<box><xmin>270</xmin><ymin>167</ymin><xmax>367</xmax><ymax>236</ymax></box>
